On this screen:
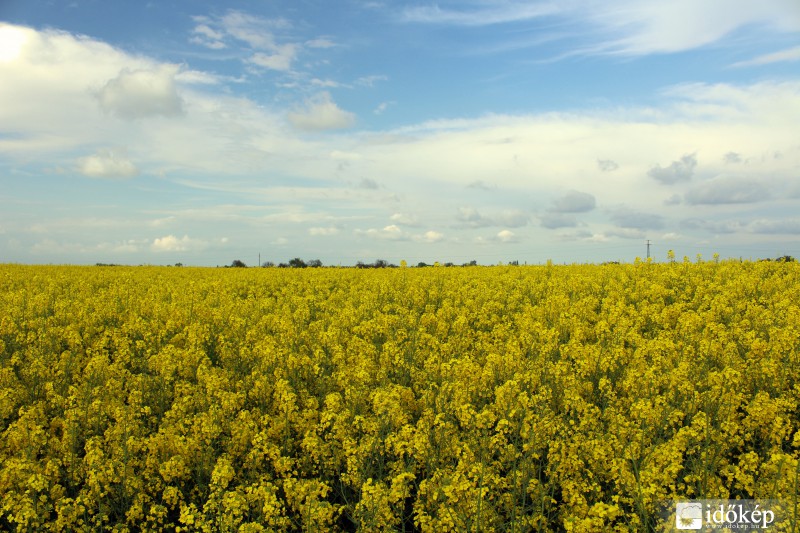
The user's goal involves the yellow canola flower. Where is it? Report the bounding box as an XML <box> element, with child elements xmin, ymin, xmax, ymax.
<box><xmin>0</xmin><ymin>262</ymin><xmax>798</xmax><ymax>531</ymax></box>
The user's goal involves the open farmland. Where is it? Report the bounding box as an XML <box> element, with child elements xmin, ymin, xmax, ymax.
<box><xmin>1</xmin><ymin>261</ymin><xmax>798</xmax><ymax>531</ymax></box>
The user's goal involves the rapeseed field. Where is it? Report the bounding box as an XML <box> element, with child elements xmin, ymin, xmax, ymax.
<box><xmin>1</xmin><ymin>261</ymin><xmax>798</xmax><ymax>531</ymax></box>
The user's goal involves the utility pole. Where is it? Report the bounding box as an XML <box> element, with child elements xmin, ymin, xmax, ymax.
<box><xmin>258</xmin><ymin>253</ymin><xmax>261</xmax><ymax>268</ymax></box>
<box><xmin>646</xmin><ymin>240</ymin><xmax>651</xmax><ymax>260</ymax></box>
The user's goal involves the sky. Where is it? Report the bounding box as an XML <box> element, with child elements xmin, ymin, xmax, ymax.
<box><xmin>1</xmin><ymin>0</ymin><xmax>799</xmax><ymax>266</ymax></box>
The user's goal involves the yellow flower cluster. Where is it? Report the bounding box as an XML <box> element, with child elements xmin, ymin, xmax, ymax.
<box><xmin>0</xmin><ymin>261</ymin><xmax>798</xmax><ymax>531</ymax></box>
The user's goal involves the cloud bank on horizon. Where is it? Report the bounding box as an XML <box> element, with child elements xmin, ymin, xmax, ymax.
<box><xmin>1</xmin><ymin>0</ymin><xmax>799</xmax><ymax>265</ymax></box>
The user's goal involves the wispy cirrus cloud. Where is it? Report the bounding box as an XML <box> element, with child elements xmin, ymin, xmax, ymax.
<box><xmin>401</xmin><ymin>0</ymin><xmax>800</xmax><ymax>57</ymax></box>
<box><xmin>730</xmin><ymin>45</ymin><xmax>800</xmax><ymax>68</ymax></box>
<box><xmin>402</xmin><ymin>2</ymin><xmax>558</xmax><ymax>26</ymax></box>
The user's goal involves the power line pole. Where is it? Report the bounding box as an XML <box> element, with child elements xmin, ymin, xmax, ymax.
<box><xmin>646</xmin><ymin>239</ymin><xmax>651</xmax><ymax>260</ymax></box>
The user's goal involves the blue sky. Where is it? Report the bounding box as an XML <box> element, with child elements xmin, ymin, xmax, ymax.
<box><xmin>1</xmin><ymin>0</ymin><xmax>799</xmax><ymax>266</ymax></box>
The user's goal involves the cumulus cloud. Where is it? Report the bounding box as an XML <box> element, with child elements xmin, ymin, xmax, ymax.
<box><xmin>682</xmin><ymin>217</ymin><xmax>800</xmax><ymax>235</ymax></box>
<box><xmin>680</xmin><ymin>218</ymin><xmax>740</xmax><ymax>234</ymax></box>
<box><xmin>390</xmin><ymin>213</ymin><xmax>418</xmax><ymax>226</ymax></box>
<box><xmin>287</xmin><ymin>92</ymin><xmax>356</xmax><ymax>131</ymax></box>
<box><xmin>685</xmin><ymin>177</ymin><xmax>769</xmax><ymax>205</ymax></box>
<box><xmin>611</xmin><ymin>207</ymin><xmax>665</xmax><ymax>230</ymax></box>
<box><xmin>97</xmin><ymin>65</ymin><xmax>183</xmax><ymax>119</ymax></box>
<box><xmin>606</xmin><ymin>228</ymin><xmax>646</xmax><ymax>239</ymax></box>
<box><xmin>647</xmin><ymin>153</ymin><xmax>697</xmax><ymax>184</ymax></box>
<box><xmin>456</xmin><ymin>207</ymin><xmax>528</xmax><ymax>228</ymax></box>
<box><xmin>597</xmin><ymin>159</ymin><xmax>619</xmax><ymax>172</ymax></box>
<box><xmin>539</xmin><ymin>190</ymin><xmax>594</xmax><ymax>229</ymax></box>
<box><xmin>749</xmin><ymin>218</ymin><xmax>800</xmax><ymax>234</ymax></box>
<box><xmin>357</xmin><ymin>224</ymin><xmax>407</xmax><ymax>240</ymax></box>
<box><xmin>358</xmin><ymin>178</ymin><xmax>379</xmax><ymax>190</ymax></box>
<box><xmin>498</xmin><ymin>210</ymin><xmax>530</xmax><ymax>227</ymax></box>
<box><xmin>416</xmin><ymin>230</ymin><xmax>444</xmax><ymax>243</ymax></box>
<box><xmin>552</xmin><ymin>190</ymin><xmax>596</xmax><ymax>213</ymax></box>
<box><xmin>540</xmin><ymin>212</ymin><xmax>578</xmax><ymax>229</ymax></box>
<box><xmin>151</xmin><ymin>234</ymin><xmax>205</xmax><ymax>252</ymax></box>
<box><xmin>457</xmin><ymin>207</ymin><xmax>492</xmax><ymax>227</ymax></box>
<box><xmin>77</xmin><ymin>148</ymin><xmax>138</xmax><ymax>178</ymax></box>
<box><xmin>724</xmin><ymin>152</ymin><xmax>742</xmax><ymax>164</ymax></box>
<box><xmin>497</xmin><ymin>229</ymin><xmax>516</xmax><ymax>242</ymax></box>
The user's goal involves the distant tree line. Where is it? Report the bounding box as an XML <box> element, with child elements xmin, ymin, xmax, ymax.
<box><xmin>760</xmin><ymin>255</ymin><xmax>796</xmax><ymax>263</ymax></box>
<box><xmin>225</xmin><ymin>258</ymin><xmax>515</xmax><ymax>268</ymax></box>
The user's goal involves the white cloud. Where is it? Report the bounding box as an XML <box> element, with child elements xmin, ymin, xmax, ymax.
<box><xmin>190</xmin><ymin>11</ymin><xmax>302</xmax><ymax>72</ymax></box>
<box><xmin>97</xmin><ymin>65</ymin><xmax>183</xmax><ymax>119</ymax></box>
<box><xmin>597</xmin><ymin>159</ymin><xmax>619</xmax><ymax>172</ymax></box>
<box><xmin>497</xmin><ymin>229</ymin><xmax>516</xmax><ymax>242</ymax></box>
<box><xmin>190</xmin><ymin>23</ymin><xmax>226</xmax><ymax>49</ymax></box>
<box><xmin>552</xmin><ymin>190</ymin><xmax>596</xmax><ymax>213</ymax></box>
<box><xmin>356</xmin><ymin>75</ymin><xmax>388</xmax><ymax>87</ymax></box>
<box><xmin>749</xmin><ymin>218</ymin><xmax>800</xmax><ymax>234</ymax></box>
<box><xmin>374</xmin><ymin>102</ymin><xmax>393</xmax><ymax>114</ymax></box>
<box><xmin>0</xmin><ymin>24</ymin><xmax>27</xmax><ymax>62</ymax></box>
<box><xmin>610</xmin><ymin>207</ymin><xmax>665</xmax><ymax>230</ymax></box>
<box><xmin>309</xmin><ymin>226</ymin><xmax>339</xmax><ymax>236</ymax></box>
<box><xmin>647</xmin><ymin>153</ymin><xmax>697</xmax><ymax>184</ymax></box>
<box><xmin>402</xmin><ymin>3</ymin><xmax>558</xmax><ymax>26</ymax></box>
<box><xmin>357</xmin><ymin>224</ymin><xmax>407</xmax><ymax>240</ymax></box>
<box><xmin>150</xmin><ymin>216</ymin><xmax>176</xmax><ymax>227</ymax></box>
<box><xmin>249</xmin><ymin>44</ymin><xmax>298</xmax><ymax>72</ymax></box>
<box><xmin>731</xmin><ymin>45</ymin><xmax>800</xmax><ymax>68</ymax></box>
<box><xmin>306</xmin><ymin>38</ymin><xmax>336</xmax><ymax>49</ymax></box>
<box><xmin>402</xmin><ymin>1</ymin><xmax>800</xmax><ymax>56</ymax></box>
<box><xmin>78</xmin><ymin>148</ymin><xmax>138</xmax><ymax>178</ymax></box>
<box><xmin>390</xmin><ymin>213</ymin><xmax>418</xmax><ymax>226</ymax></box>
<box><xmin>287</xmin><ymin>92</ymin><xmax>356</xmax><ymax>131</ymax></box>
<box><xmin>457</xmin><ymin>206</ymin><xmax>491</xmax><ymax>227</ymax></box>
<box><xmin>685</xmin><ymin>177</ymin><xmax>770</xmax><ymax>205</ymax></box>
<box><xmin>2</xmin><ymin>21</ymin><xmax>799</xmax><ymax>264</ymax></box>
<box><xmin>417</xmin><ymin>230</ymin><xmax>444</xmax><ymax>243</ymax></box>
<box><xmin>540</xmin><ymin>212</ymin><xmax>578</xmax><ymax>229</ymax></box>
<box><xmin>175</xmin><ymin>70</ymin><xmax>223</xmax><ymax>85</ymax></box>
<box><xmin>218</xmin><ymin>10</ymin><xmax>291</xmax><ymax>50</ymax></box>
<box><xmin>311</xmin><ymin>78</ymin><xmax>344</xmax><ymax>88</ymax></box>
<box><xmin>358</xmin><ymin>178</ymin><xmax>379</xmax><ymax>189</ymax></box>
<box><xmin>151</xmin><ymin>234</ymin><xmax>206</xmax><ymax>252</ymax></box>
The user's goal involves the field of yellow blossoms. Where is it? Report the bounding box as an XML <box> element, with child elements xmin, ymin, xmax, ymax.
<box><xmin>1</xmin><ymin>260</ymin><xmax>798</xmax><ymax>531</ymax></box>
